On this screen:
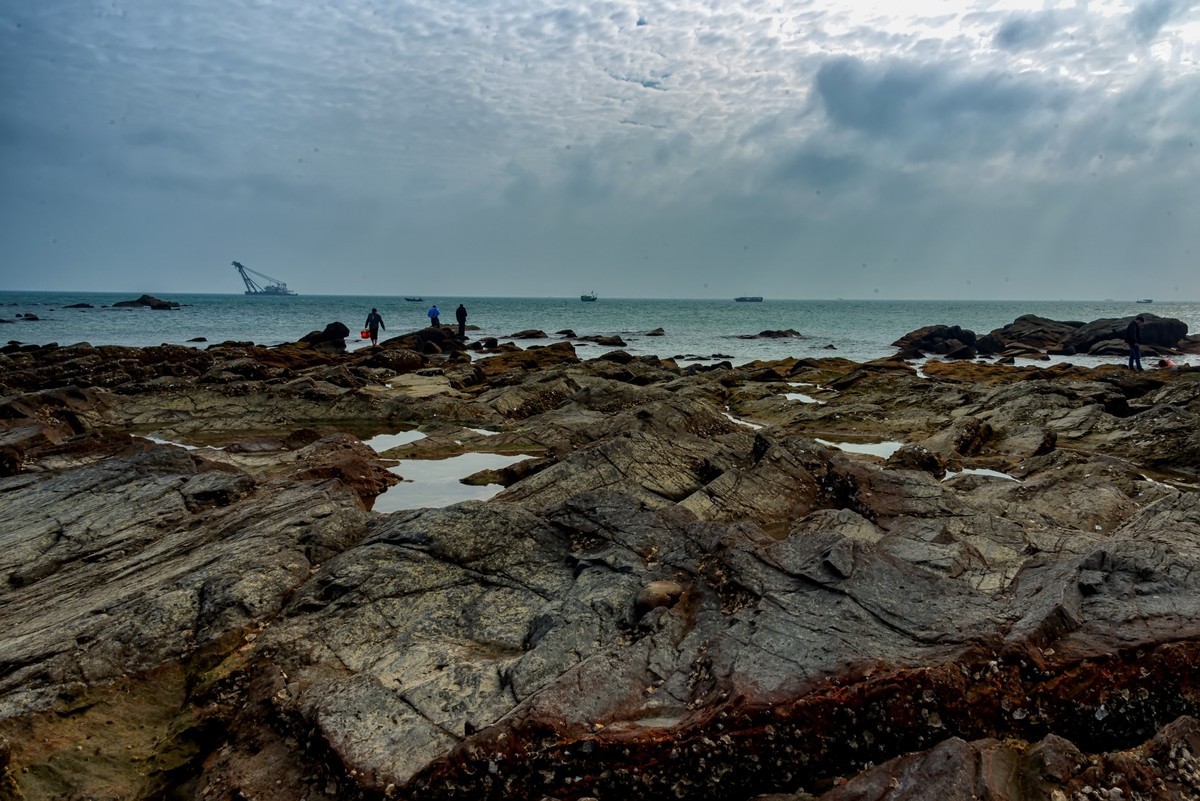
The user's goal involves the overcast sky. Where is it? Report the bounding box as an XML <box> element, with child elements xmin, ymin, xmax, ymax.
<box><xmin>2</xmin><ymin>0</ymin><xmax>1198</xmax><ymax>300</ymax></box>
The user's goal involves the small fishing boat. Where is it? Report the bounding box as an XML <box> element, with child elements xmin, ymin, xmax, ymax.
<box><xmin>735</xmin><ymin>296</ymin><xmax>763</xmax><ymax>302</ymax></box>
<box><xmin>1136</xmin><ymin>298</ymin><xmax>1153</xmax><ymax>304</ymax></box>
<box><xmin>581</xmin><ymin>292</ymin><xmax>597</xmax><ymax>302</ymax></box>
<box><xmin>404</xmin><ymin>297</ymin><xmax>424</xmax><ymax>302</ymax></box>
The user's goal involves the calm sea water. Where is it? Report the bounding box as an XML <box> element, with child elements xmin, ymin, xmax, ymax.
<box><xmin>2</xmin><ymin>292</ymin><xmax>1197</xmax><ymax>367</ymax></box>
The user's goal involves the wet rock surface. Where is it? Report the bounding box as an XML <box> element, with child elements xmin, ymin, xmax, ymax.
<box><xmin>896</xmin><ymin>312</ymin><xmax>1198</xmax><ymax>360</ymax></box>
<box><xmin>2</xmin><ymin>323</ymin><xmax>1200</xmax><ymax>800</ymax></box>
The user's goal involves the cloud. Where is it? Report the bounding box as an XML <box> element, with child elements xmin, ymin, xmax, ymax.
<box><xmin>812</xmin><ymin>55</ymin><xmax>1067</xmax><ymax>163</ymax></box>
<box><xmin>121</xmin><ymin>126</ymin><xmax>209</xmax><ymax>157</ymax></box>
<box><xmin>1128</xmin><ymin>0</ymin><xmax>1196</xmax><ymax>41</ymax></box>
<box><xmin>3</xmin><ymin>0</ymin><xmax>1200</xmax><ymax>300</ymax></box>
<box><xmin>769</xmin><ymin>150</ymin><xmax>864</xmax><ymax>192</ymax></box>
<box><xmin>993</xmin><ymin>13</ymin><xmax>1058</xmax><ymax>51</ymax></box>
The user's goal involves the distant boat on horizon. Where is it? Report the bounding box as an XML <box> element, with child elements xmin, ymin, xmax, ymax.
<box><xmin>1136</xmin><ymin>298</ymin><xmax>1153</xmax><ymax>304</ymax></box>
<box><xmin>735</xmin><ymin>296</ymin><xmax>763</xmax><ymax>302</ymax></box>
<box><xmin>404</xmin><ymin>297</ymin><xmax>424</xmax><ymax>302</ymax></box>
<box><xmin>581</xmin><ymin>292</ymin><xmax>597</xmax><ymax>302</ymax></box>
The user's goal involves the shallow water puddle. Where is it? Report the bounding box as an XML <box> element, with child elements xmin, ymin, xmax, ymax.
<box><xmin>723</xmin><ymin>412</ymin><xmax>763</xmax><ymax>430</ymax></box>
<box><xmin>362</xmin><ymin>430</ymin><xmax>427</xmax><ymax>452</ymax></box>
<box><xmin>628</xmin><ymin>715</ymin><xmax>685</xmax><ymax>728</ymax></box>
<box><xmin>783</xmin><ymin>392</ymin><xmax>825</xmax><ymax>404</ymax></box>
<box><xmin>373</xmin><ymin>452</ymin><xmax>531</xmax><ymax>512</ymax></box>
<box><xmin>944</xmin><ymin>468</ymin><xmax>1019</xmax><ymax>482</ymax></box>
<box><xmin>815</xmin><ymin>438</ymin><xmax>904</xmax><ymax>459</ymax></box>
<box><xmin>141</xmin><ymin>435</ymin><xmax>217</xmax><ymax>451</ymax></box>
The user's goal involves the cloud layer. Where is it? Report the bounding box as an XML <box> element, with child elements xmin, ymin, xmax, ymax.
<box><xmin>2</xmin><ymin>0</ymin><xmax>1198</xmax><ymax>299</ymax></box>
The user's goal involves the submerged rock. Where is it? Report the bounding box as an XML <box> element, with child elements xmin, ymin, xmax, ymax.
<box><xmin>112</xmin><ymin>294</ymin><xmax>180</xmax><ymax>310</ymax></box>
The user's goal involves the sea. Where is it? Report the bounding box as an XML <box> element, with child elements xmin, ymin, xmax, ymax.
<box><xmin>2</xmin><ymin>292</ymin><xmax>1197</xmax><ymax>368</ymax></box>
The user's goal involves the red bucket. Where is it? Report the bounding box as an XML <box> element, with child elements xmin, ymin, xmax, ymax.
<box><xmin>360</xmin><ymin>329</ymin><xmax>370</xmax><ymax>339</ymax></box>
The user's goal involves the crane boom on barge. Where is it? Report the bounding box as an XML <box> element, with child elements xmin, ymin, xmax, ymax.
<box><xmin>232</xmin><ymin>261</ymin><xmax>296</xmax><ymax>295</ymax></box>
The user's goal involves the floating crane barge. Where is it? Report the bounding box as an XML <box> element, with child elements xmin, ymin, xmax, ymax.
<box><xmin>233</xmin><ymin>261</ymin><xmax>296</xmax><ymax>295</ymax></box>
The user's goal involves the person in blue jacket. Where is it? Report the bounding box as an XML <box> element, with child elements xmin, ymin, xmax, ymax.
<box><xmin>427</xmin><ymin>305</ymin><xmax>441</xmax><ymax>327</ymax></box>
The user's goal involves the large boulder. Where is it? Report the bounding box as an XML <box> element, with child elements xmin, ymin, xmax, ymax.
<box><xmin>298</xmin><ymin>321</ymin><xmax>351</xmax><ymax>351</ymax></box>
<box><xmin>1063</xmin><ymin>313</ymin><xmax>1188</xmax><ymax>353</ymax></box>
<box><xmin>982</xmin><ymin>314</ymin><xmax>1083</xmax><ymax>352</ymax></box>
<box><xmin>892</xmin><ymin>324</ymin><xmax>977</xmax><ymax>354</ymax></box>
<box><xmin>383</xmin><ymin>326</ymin><xmax>470</xmax><ymax>355</ymax></box>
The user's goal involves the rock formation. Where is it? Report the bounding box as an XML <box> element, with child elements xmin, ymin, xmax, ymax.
<box><xmin>2</xmin><ymin>323</ymin><xmax>1200</xmax><ymax>800</ymax></box>
<box><xmin>112</xmin><ymin>294</ymin><xmax>181</xmax><ymax>310</ymax></box>
<box><xmin>896</xmin><ymin>313</ymin><xmax>1196</xmax><ymax>361</ymax></box>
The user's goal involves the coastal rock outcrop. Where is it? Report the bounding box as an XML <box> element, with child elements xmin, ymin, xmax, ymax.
<box><xmin>3</xmin><ymin>331</ymin><xmax>1200</xmax><ymax>800</ymax></box>
<box><xmin>740</xmin><ymin>328</ymin><xmax>803</xmax><ymax>339</ymax></box>
<box><xmin>577</xmin><ymin>334</ymin><xmax>628</xmax><ymax>347</ymax></box>
<box><xmin>891</xmin><ymin>324</ymin><xmax>977</xmax><ymax>355</ymax></box>
<box><xmin>298</xmin><ymin>320</ymin><xmax>352</xmax><ymax>351</ymax></box>
<box><xmin>897</xmin><ymin>313</ymin><xmax>1194</xmax><ymax>360</ymax></box>
<box><xmin>1063</xmin><ymin>313</ymin><xmax>1189</xmax><ymax>352</ymax></box>
<box><xmin>112</xmin><ymin>294</ymin><xmax>181</xmax><ymax>310</ymax></box>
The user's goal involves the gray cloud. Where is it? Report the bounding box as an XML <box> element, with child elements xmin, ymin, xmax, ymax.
<box><xmin>811</xmin><ymin>55</ymin><xmax>1072</xmax><ymax>171</ymax></box>
<box><xmin>993</xmin><ymin>14</ymin><xmax>1058</xmax><ymax>50</ymax></box>
<box><xmin>1128</xmin><ymin>0</ymin><xmax>1196</xmax><ymax>41</ymax></box>
<box><xmin>770</xmin><ymin>150</ymin><xmax>863</xmax><ymax>191</ymax></box>
<box><xmin>2</xmin><ymin>0</ymin><xmax>1199</xmax><ymax>301</ymax></box>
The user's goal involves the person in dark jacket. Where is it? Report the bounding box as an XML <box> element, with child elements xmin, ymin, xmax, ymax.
<box><xmin>455</xmin><ymin>304</ymin><xmax>468</xmax><ymax>338</ymax></box>
<box><xmin>1125</xmin><ymin>315</ymin><xmax>1144</xmax><ymax>371</ymax></box>
<box><xmin>364</xmin><ymin>308</ymin><xmax>385</xmax><ymax>347</ymax></box>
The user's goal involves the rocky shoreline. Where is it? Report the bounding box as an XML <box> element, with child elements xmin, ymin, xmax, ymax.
<box><xmin>2</xmin><ymin>314</ymin><xmax>1200</xmax><ymax>800</ymax></box>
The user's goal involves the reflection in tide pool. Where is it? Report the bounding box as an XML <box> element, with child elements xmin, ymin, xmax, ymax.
<box><xmin>944</xmin><ymin>468</ymin><xmax>1019</xmax><ymax>482</ymax></box>
<box><xmin>362</xmin><ymin>430</ymin><xmax>426</xmax><ymax>452</ymax></box>
<box><xmin>373</xmin><ymin>452</ymin><xmax>531</xmax><ymax>513</ymax></box>
<box><xmin>142</xmin><ymin>435</ymin><xmax>212</xmax><ymax>451</ymax></box>
<box><xmin>815</xmin><ymin>438</ymin><xmax>904</xmax><ymax>459</ymax></box>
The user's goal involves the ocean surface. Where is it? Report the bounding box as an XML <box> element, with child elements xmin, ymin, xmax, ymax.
<box><xmin>3</xmin><ymin>291</ymin><xmax>1197</xmax><ymax>368</ymax></box>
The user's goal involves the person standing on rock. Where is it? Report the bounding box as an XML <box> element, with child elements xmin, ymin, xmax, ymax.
<box><xmin>427</xmin><ymin>304</ymin><xmax>441</xmax><ymax>327</ymax></box>
<box><xmin>455</xmin><ymin>304</ymin><xmax>468</xmax><ymax>338</ymax></box>
<box><xmin>1125</xmin><ymin>315</ymin><xmax>1144</xmax><ymax>371</ymax></box>
<box><xmin>364</xmin><ymin>308</ymin><xmax>385</xmax><ymax>347</ymax></box>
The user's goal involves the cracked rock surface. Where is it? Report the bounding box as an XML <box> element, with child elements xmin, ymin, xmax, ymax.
<box><xmin>2</xmin><ymin>327</ymin><xmax>1200</xmax><ymax>800</ymax></box>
